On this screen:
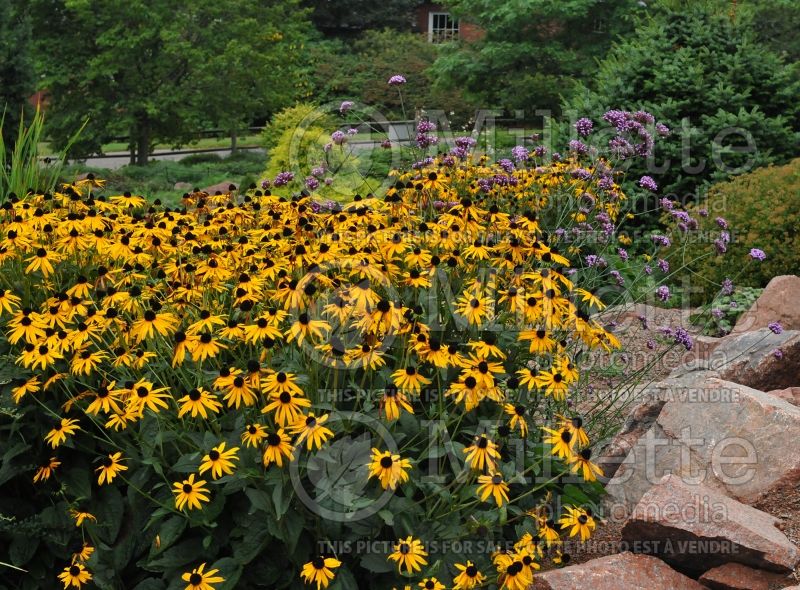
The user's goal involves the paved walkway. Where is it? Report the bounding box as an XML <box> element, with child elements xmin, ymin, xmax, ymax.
<box><xmin>70</xmin><ymin>147</ymin><xmax>265</xmax><ymax>170</ymax></box>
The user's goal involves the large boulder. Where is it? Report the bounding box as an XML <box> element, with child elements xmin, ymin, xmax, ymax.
<box><xmin>201</xmin><ymin>181</ymin><xmax>238</xmax><ymax>195</ymax></box>
<box><xmin>767</xmin><ymin>387</ymin><xmax>800</xmax><ymax>407</ymax></box>
<box><xmin>711</xmin><ymin>329</ymin><xmax>800</xmax><ymax>391</ymax></box>
<box><xmin>530</xmin><ymin>552</ymin><xmax>705</xmax><ymax>590</ymax></box>
<box><xmin>732</xmin><ymin>275</ymin><xmax>800</xmax><ymax>334</ymax></box>
<box><xmin>621</xmin><ymin>475</ymin><xmax>799</xmax><ymax>576</ymax></box>
<box><xmin>698</xmin><ymin>563</ymin><xmax>788</xmax><ymax>590</ymax></box>
<box><xmin>605</xmin><ymin>378</ymin><xmax>800</xmax><ymax>516</ymax></box>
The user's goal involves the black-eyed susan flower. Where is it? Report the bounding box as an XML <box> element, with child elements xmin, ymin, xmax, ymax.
<box><xmin>300</xmin><ymin>556</ymin><xmax>341</xmax><ymax>589</ymax></box>
<box><xmin>391</xmin><ymin>366</ymin><xmax>430</xmax><ymax>393</ymax></box>
<box><xmin>241</xmin><ymin>423</ymin><xmax>267</xmax><ymax>448</ymax></box>
<box><xmin>455</xmin><ymin>290</ymin><xmax>490</xmax><ymax>326</ymax></box>
<box><xmin>535</xmin><ymin>368</ymin><xmax>570</xmax><ymax>400</ymax></box>
<box><xmin>0</xmin><ymin>289</ymin><xmax>21</xmax><ymax>315</ymax></box>
<box><xmin>367</xmin><ymin>448</ymin><xmax>411</xmax><ymax>490</ymax></box>
<box><xmin>33</xmin><ymin>456</ymin><xmax>61</xmax><ymax>483</ymax></box>
<box><xmin>199</xmin><ymin>442</ymin><xmax>239</xmax><ymax>479</ymax></box>
<box><xmin>290</xmin><ymin>413</ymin><xmax>334</xmax><ymax>451</ymax></box>
<box><xmin>418</xmin><ymin>578</ymin><xmax>445</xmax><ymax>590</ymax></box>
<box><xmin>72</xmin><ymin>542</ymin><xmax>94</xmax><ymax>564</ymax></box>
<box><xmin>129</xmin><ymin>306</ymin><xmax>179</xmax><ymax>343</ymax></box>
<box><xmin>128</xmin><ymin>380</ymin><xmax>170</xmax><ymax>416</ymax></box>
<box><xmin>262</xmin><ymin>429</ymin><xmax>294</xmax><ymax>467</ymax></box>
<box><xmin>45</xmin><ymin>418</ymin><xmax>80</xmax><ymax>448</ymax></box>
<box><xmin>569</xmin><ymin>448</ymin><xmax>603</xmax><ymax>482</ymax></box>
<box><xmin>558</xmin><ymin>506</ymin><xmax>596</xmax><ymax>541</ymax></box>
<box><xmin>69</xmin><ymin>509</ymin><xmax>96</xmax><ymax>527</ymax></box>
<box><xmin>173</xmin><ymin>474</ymin><xmax>211</xmax><ymax>511</ymax></box>
<box><xmin>263</xmin><ymin>370</ymin><xmax>305</xmax><ymax>397</ymax></box>
<box><xmin>11</xmin><ymin>375</ymin><xmax>40</xmax><ymax>404</ymax></box>
<box><xmin>96</xmin><ymin>452</ymin><xmax>128</xmax><ymax>485</ymax></box>
<box><xmin>388</xmin><ymin>536</ymin><xmax>428</xmax><ymax>574</ymax></box>
<box><xmin>26</xmin><ymin>247</ymin><xmax>62</xmax><ymax>277</ymax></box>
<box><xmin>452</xmin><ymin>561</ymin><xmax>485</xmax><ymax>589</ymax></box>
<box><xmin>380</xmin><ymin>386</ymin><xmax>414</xmax><ymax>421</ymax></box>
<box><xmin>58</xmin><ymin>562</ymin><xmax>92</xmax><ymax>588</ymax></box>
<box><xmin>463</xmin><ymin>434</ymin><xmax>500</xmax><ymax>472</ymax></box>
<box><xmin>177</xmin><ymin>388</ymin><xmax>222</xmax><ymax>419</ymax></box>
<box><xmin>221</xmin><ymin>375</ymin><xmax>257</xmax><ymax>408</ymax></box>
<box><xmin>503</xmin><ymin>403</ymin><xmax>529</xmax><ymax>436</ymax></box>
<box><xmin>493</xmin><ymin>552</ymin><xmax>533</xmax><ymax>590</ymax></box>
<box><xmin>263</xmin><ymin>391</ymin><xmax>312</xmax><ymax>427</ymax></box>
<box><xmin>182</xmin><ymin>562</ymin><xmax>224</xmax><ymax>590</ymax></box>
<box><xmin>542</xmin><ymin>427</ymin><xmax>574</xmax><ymax>460</ymax></box>
<box><xmin>477</xmin><ymin>473</ymin><xmax>510</xmax><ymax>507</ymax></box>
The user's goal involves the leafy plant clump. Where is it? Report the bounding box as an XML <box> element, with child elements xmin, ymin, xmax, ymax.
<box><xmin>0</xmin><ymin>104</ymin><xmax>726</xmax><ymax>589</ymax></box>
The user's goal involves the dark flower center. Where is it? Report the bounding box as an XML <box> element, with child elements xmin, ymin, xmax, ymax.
<box><xmin>466</xmin><ymin>565</ymin><xmax>478</xmax><ymax>577</ymax></box>
<box><xmin>69</xmin><ymin>565</ymin><xmax>81</xmax><ymax>576</ymax></box>
<box><xmin>380</xmin><ymin>456</ymin><xmax>393</xmax><ymax>468</ymax></box>
<box><xmin>189</xmin><ymin>573</ymin><xmax>203</xmax><ymax>585</ymax></box>
<box><xmin>183</xmin><ymin>483</ymin><xmax>193</xmax><ymax>493</ymax></box>
<box><xmin>267</xmin><ymin>433</ymin><xmax>281</xmax><ymax>446</ymax></box>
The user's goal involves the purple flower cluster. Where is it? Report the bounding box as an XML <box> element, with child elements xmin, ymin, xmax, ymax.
<box><xmin>656</xmin><ymin>285</ymin><xmax>670</xmax><ymax>301</ymax></box>
<box><xmin>657</xmin><ymin>259</ymin><xmax>669</xmax><ymax>273</ymax></box>
<box><xmin>416</xmin><ymin>120</ymin><xmax>438</xmax><ymax>149</ymax></box>
<box><xmin>673</xmin><ymin>327</ymin><xmax>693</xmax><ymax>351</ymax></box>
<box><xmin>273</xmin><ymin>171</ymin><xmax>294</xmax><ymax>187</ymax></box>
<box><xmin>585</xmin><ymin>254</ymin><xmax>607</xmax><ymax>268</ymax></box>
<box><xmin>569</xmin><ymin>139</ymin><xmax>589</xmax><ymax>155</ymax></box>
<box><xmin>575</xmin><ymin>117</ymin><xmax>594</xmax><ymax>137</ymax></box>
<box><xmin>339</xmin><ymin>101</ymin><xmax>354</xmax><ymax>114</ymax></box>
<box><xmin>768</xmin><ymin>322</ymin><xmax>783</xmax><ymax>335</ymax></box>
<box><xmin>388</xmin><ymin>75</ymin><xmax>406</xmax><ymax>86</ymax></box>
<box><xmin>311</xmin><ymin>165</ymin><xmax>326</xmax><ymax>178</ymax></box>
<box><xmin>451</xmin><ymin>136</ymin><xmax>477</xmax><ymax>159</ymax></box>
<box><xmin>715</xmin><ymin>217</ymin><xmax>728</xmax><ymax>229</ymax></box>
<box><xmin>749</xmin><ymin>248</ymin><xmax>767</xmax><ymax>261</ymax></box>
<box><xmin>533</xmin><ymin>145</ymin><xmax>547</xmax><ymax>158</ymax></box>
<box><xmin>618</xmin><ymin>248</ymin><xmax>629</xmax><ymax>261</ymax></box>
<box><xmin>610</xmin><ymin>270</ymin><xmax>624</xmax><ymax>286</ymax></box>
<box><xmin>497</xmin><ymin>159</ymin><xmax>515</xmax><ymax>174</ymax></box>
<box><xmin>511</xmin><ymin>145</ymin><xmax>529</xmax><ymax>162</ymax></box>
<box><xmin>721</xmin><ymin>278</ymin><xmax>734</xmax><ymax>295</ymax></box>
<box><xmin>305</xmin><ymin>176</ymin><xmax>320</xmax><ymax>190</ymax></box>
<box><xmin>651</xmin><ymin>234</ymin><xmax>671</xmax><ymax>248</ymax></box>
<box><xmin>602</xmin><ymin>109</ymin><xmax>663</xmax><ymax>159</ymax></box>
<box><xmin>331</xmin><ymin>130</ymin><xmax>346</xmax><ymax>145</ymax></box>
<box><xmin>639</xmin><ymin>175</ymin><xmax>658</xmax><ymax>192</ymax></box>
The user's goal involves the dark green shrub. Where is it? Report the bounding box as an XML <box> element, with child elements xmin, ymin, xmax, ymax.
<box><xmin>178</xmin><ymin>152</ymin><xmax>223</xmax><ymax>166</ymax></box>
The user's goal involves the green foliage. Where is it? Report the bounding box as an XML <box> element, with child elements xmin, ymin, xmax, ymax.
<box><xmin>28</xmin><ymin>0</ymin><xmax>311</xmax><ymax>164</ymax></box>
<box><xmin>430</xmin><ymin>0</ymin><xmax>644</xmax><ymax>115</ymax></box>
<box><xmin>690</xmin><ymin>287</ymin><xmax>762</xmax><ymax>336</ymax></box>
<box><xmin>305</xmin><ymin>30</ymin><xmax>478</xmax><ymax>126</ymax></box>
<box><xmin>0</xmin><ymin>0</ymin><xmax>34</xmax><ymax>157</ymax></box>
<box><xmin>0</xmin><ymin>108</ymin><xmax>81</xmax><ymax>201</ymax></box>
<box><xmin>562</xmin><ymin>5</ymin><xmax>800</xmax><ymax>205</ymax></box>
<box><xmin>676</xmin><ymin>158</ymin><xmax>800</xmax><ymax>302</ymax></box>
<box><xmin>303</xmin><ymin>0</ymin><xmax>422</xmax><ymax>34</ymax></box>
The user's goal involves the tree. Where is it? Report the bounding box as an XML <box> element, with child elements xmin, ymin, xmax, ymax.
<box><xmin>29</xmin><ymin>0</ymin><xmax>311</xmax><ymax>164</ymax></box>
<box><xmin>429</xmin><ymin>0</ymin><xmax>646</xmax><ymax>116</ymax></box>
<box><xmin>0</xmin><ymin>0</ymin><xmax>34</xmax><ymax>154</ymax></box>
<box><xmin>303</xmin><ymin>0</ymin><xmax>423</xmax><ymax>36</ymax></box>
<box><xmin>562</xmin><ymin>4</ymin><xmax>800</xmax><ymax>207</ymax></box>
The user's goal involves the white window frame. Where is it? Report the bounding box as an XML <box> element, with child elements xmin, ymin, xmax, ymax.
<box><xmin>428</xmin><ymin>11</ymin><xmax>459</xmax><ymax>43</ymax></box>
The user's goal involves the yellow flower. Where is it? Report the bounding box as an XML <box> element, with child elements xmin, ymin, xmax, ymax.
<box><xmin>542</xmin><ymin>427</ymin><xmax>575</xmax><ymax>460</ymax></box>
<box><xmin>199</xmin><ymin>442</ymin><xmax>239</xmax><ymax>479</ymax></box>
<box><xmin>290</xmin><ymin>413</ymin><xmax>334</xmax><ymax>451</ymax></box>
<box><xmin>173</xmin><ymin>474</ymin><xmax>211</xmax><ymax>511</ymax></box>
<box><xmin>388</xmin><ymin>536</ymin><xmax>428</xmax><ymax>574</ymax></box>
<box><xmin>241</xmin><ymin>423</ymin><xmax>267</xmax><ymax>448</ymax></box>
<box><xmin>45</xmin><ymin>418</ymin><xmax>80</xmax><ymax>448</ymax></box>
<box><xmin>367</xmin><ymin>448</ymin><xmax>411</xmax><ymax>490</ymax></box>
<box><xmin>69</xmin><ymin>509</ymin><xmax>97</xmax><ymax>527</ymax></box>
<box><xmin>463</xmin><ymin>435</ymin><xmax>500</xmax><ymax>472</ymax></box>
<box><xmin>262</xmin><ymin>429</ymin><xmax>295</xmax><ymax>467</ymax></box>
<box><xmin>58</xmin><ymin>562</ymin><xmax>92</xmax><ymax>588</ymax></box>
<box><xmin>96</xmin><ymin>451</ymin><xmax>128</xmax><ymax>485</ymax></box>
<box><xmin>177</xmin><ymin>388</ymin><xmax>222</xmax><ymax>419</ymax></box>
<box><xmin>477</xmin><ymin>473</ymin><xmax>510</xmax><ymax>507</ymax></box>
<box><xmin>33</xmin><ymin>456</ymin><xmax>61</xmax><ymax>483</ymax></box>
<box><xmin>558</xmin><ymin>506</ymin><xmax>596</xmax><ymax>541</ymax></box>
<box><xmin>452</xmin><ymin>561</ymin><xmax>485</xmax><ymax>589</ymax></box>
<box><xmin>568</xmin><ymin>448</ymin><xmax>604</xmax><ymax>482</ymax></box>
<box><xmin>182</xmin><ymin>562</ymin><xmax>224</xmax><ymax>590</ymax></box>
<box><xmin>300</xmin><ymin>556</ymin><xmax>341</xmax><ymax>589</ymax></box>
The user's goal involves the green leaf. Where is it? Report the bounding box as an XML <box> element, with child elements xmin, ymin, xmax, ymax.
<box><xmin>151</xmin><ymin>516</ymin><xmax>187</xmax><ymax>555</ymax></box>
<box><xmin>140</xmin><ymin>538</ymin><xmax>205</xmax><ymax>572</ymax></box>
<box><xmin>9</xmin><ymin>535</ymin><xmax>38</xmax><ymax>567</ymax></box>
<box><xmin>230</xmin><ymin>527</ymin><xmax>271</xmax><ymax>565</ymax></box>
<box><xmin>172</xmin><ymin>452</ymin><xmax>201</xmax><ymax>473</ymax></box>
<box><xmin>359</xmin><ymin>550</ymin><xmax>394</xmax><ymax>574</ymax></box>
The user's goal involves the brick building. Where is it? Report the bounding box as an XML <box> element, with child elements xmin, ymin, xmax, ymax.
<box><xmin>412</xmin><ymin>3</ymin><xmax>484</xmax><ymax>43</ymax></box>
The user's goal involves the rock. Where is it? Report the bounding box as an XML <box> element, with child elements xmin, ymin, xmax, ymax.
<box><xmin>201</xmin><ymin>181</ymin><xmax>238</xmax><ymax>195</ymax></box>
<box><xmin>530</xmin><ymin>552</ymin><xmax>705</xmax><ymax>590</ymax></box>
<box><xmin>605</xmin><ymin>379</ymin><xmax>800</xmax><ymax>515</ymax></box>
<box><xmin>621</xmin><ymin>475</ymin><xmax>799</xmax><ymax>576</ymax></box>
<box><xmin>732</xmin><ymin>275</ymin><xmax>800</xmax><ymax>334</ymax></box>
<box><xmin>596</xmin><ymin>398</ymin><xmax>666</xmax><ymax>480</ymax></box>
<box><xmin>767</xmin><ymin>387</ymin><xmax>800</xmax><ymax>407</ymax></box>
<box><xmin>698</xmin><ymin>563</ymin><xmax>787</xmax><ymax>590</ymax></box>
<box><xmin>173</xmin><ymin>182</ymin><xmax>194</xmax><ymax>191</ymax></box>
<box><xmin>712</xmin><ymin>329</ymin><xmax>800</xmax><ymax>391</ymax></box>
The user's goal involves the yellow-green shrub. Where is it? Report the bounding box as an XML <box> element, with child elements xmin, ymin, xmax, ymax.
<box><xmin>679</xmin><ymin>158</ymin><xmax>800</xmax><ymax>302</ymax></box>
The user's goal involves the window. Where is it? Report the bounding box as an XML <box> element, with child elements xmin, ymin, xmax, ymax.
<box><xmin>428</xmin><ymin>12</ymin><xmax>459</xmax><ymax>43</ymax></box>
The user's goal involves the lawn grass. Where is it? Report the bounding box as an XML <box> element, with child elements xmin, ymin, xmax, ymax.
<box><xmin>41</xmin><ymin>134</ymin><xmax>263</xmax><ymax>156</ymax></box>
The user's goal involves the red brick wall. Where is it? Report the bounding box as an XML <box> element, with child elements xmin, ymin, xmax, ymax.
<box><xmin>415</xmin><ymin>2</ymin><xmax>484</xmax><ymax>42</ymax></box>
